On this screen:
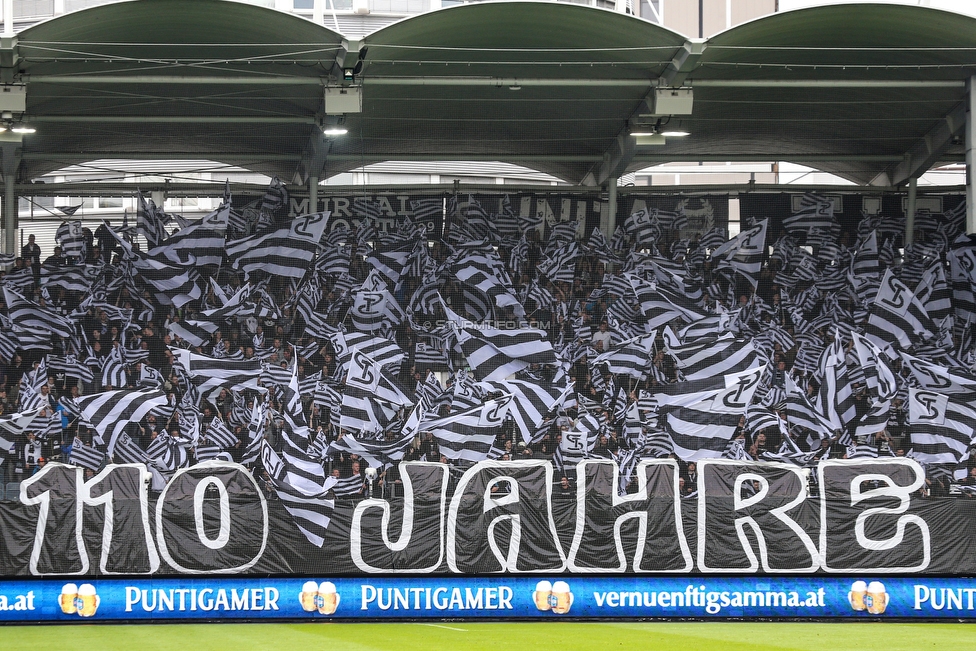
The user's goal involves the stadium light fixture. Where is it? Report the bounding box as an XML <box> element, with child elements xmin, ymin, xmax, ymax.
<box><xmin>11</xmin><ymin>123</ymin><xmax>35</xmax><ymax>134</ymax></box>
<box><xmin>661</xmin><ymin>130</ymin><xmax>690</xmax><ymax>137</ymax></box>
<box><xmin>323</xmin><ymin>127</ymin><xmax>348</xmax><ymax>136</ymax></box>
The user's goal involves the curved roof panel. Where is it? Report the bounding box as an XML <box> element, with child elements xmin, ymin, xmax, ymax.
<box><xmin>642</xmin><ymin>3</ymin><xmax>976</xmax><ymax>184</ymax></box>
<box><xmin>701</xmin><ymin>3</ymin><xmax>976</xmax><ymax>81</ymax></box>
<box><xmin>326</xmin><ymin>1</ymin><xmax>687</xmax><ymax>182</ymax></box>
<box><xmin>14</xmin><ymin>0</ymin><xmax>344</xmax><ymax>181</ymax></box>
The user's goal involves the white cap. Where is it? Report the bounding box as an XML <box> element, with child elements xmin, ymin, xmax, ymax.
<box><xmin>318</xmin><ymin>581</ymin><xmax>337</xmax><ymax>594</ymax></box>
<box><xmin>79</xmin><ymin>584</ymin><xmax>96</xmax><ymax>596</ymax></box>
<box><xmin>302</xmin><ymin>580</ymin><xmax>318</xmax><ymax>593</ymax></box>
<box><xmin>535</xmin><ymin>580</ymin><xmax>552</xmax><ymax>592</ymax></box>
<box><xmin>851</xmin><ymin>580</ymin><xmax>867</xmax><ymax>591</ymax></box>
<box><xmin>61</xmin><ymin>583</ymin><xmax>78</xmax><ymax>594</ymax></box>
<box><xmin>552</xmin><ymin>581</ymin><xmax>570</xmax><ymax>593</ymax></box>
<box><xmin>868</xmin><ymin>581</ymin><xmax>885</xmax><ymax>593</ymax></box>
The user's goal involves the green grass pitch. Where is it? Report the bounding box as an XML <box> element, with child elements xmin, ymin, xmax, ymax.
<box><xmin>3</xmin><ymin>621</ymin><xmax>976</xmax><ymax>651</ymax></box>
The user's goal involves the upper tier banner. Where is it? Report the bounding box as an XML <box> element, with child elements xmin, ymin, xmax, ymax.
<box><xmin>0</xmin><ymin>458</ymin><xmax>973</xmax><ymax>577</ymax></box>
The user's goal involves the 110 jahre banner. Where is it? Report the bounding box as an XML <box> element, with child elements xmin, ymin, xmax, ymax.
<box><xmin>1</xmin><ymin>458</ymin><xmax>976</xmax><ymax>577</ymax></box>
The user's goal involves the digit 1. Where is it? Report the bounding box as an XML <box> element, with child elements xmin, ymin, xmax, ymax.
<box><xmin>20</xmin><ymin>463</ymin><xmax>89</xmax><ymax>575</ymax></box>
<box><xmin>84</xmin><ymin>464</ymin><xmax>160</xmax><ymax>574</ymax></box>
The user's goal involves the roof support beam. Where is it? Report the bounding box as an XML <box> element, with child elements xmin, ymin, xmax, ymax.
<box><xmin>31</xmin><ymin>116</ymin><xmax>317</xmax><ymax>124</ymax></box>
<box><xmin>23</xmin><ymin>152</ymin><xmax>302</xmax><ymax>161</ymax></box>
<box><xmin>691</xmin><ymin>80</ymin><xmax>965</xmax><ymax>89</ymax></box>
<box><xmin>580</xmin><ymin>131</ymin><xmax>637</xmax><ymax>187</ymax></box>
<box><xmin>659</xmin><ymin>39</ymin><xmax>706</xmax><ymax>87</ymax></box>
<box><xmin>358</xmin><ymin>78</ymin><xmax>962</xmax><ymax>89</ymax></box>
<box><xmin>632</xmin><ymin>154</ymin><xmax>913</xmax><ymax>163</ymax></box>
<box><xmin>870</xmin><ymin>101</ymin><xmax>967</xmax><ymax>187</ymax></box>
<box><xmin>10</xmin><ymin>182</ymin><xmax>966</xmax><ymax>198</ymax></box>
<box><xmin>325</xmin><ymin>154</ymin><xmax>604</xmax><ymax>162</ymax></box>
<box><xmin>294</xmin><ymin>129</ymin><xmax>331</xmax><ymax>186</ymax></box>
<box><xmin>25</xmin><ymin>75</ymin><xmax>324</xmax><ymax>85</ymax></box>
<box><xmin>361</xmin><ymin>77</ymin><xmax>654</xmax><ymax>87</ymax></box>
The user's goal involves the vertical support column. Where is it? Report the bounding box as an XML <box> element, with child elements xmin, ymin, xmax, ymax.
<box><xmin>3</xmin><ymin>178</ymin><xmax>14</xmax><ymax>255</ymax></box>
<box><xmin>313</xmin><ymin>0</ymin><xmax>324</xmax><ymax>25</ymax></box>
<box><xmin>309</xmin><ymin>176</ymin><xmax>319</xmax><ymax>215</ymax></box>
<box><xmin>905</xmin><ymin>177</ymin><xmax>918</xmax><ymax>247</ymax></box>
<box><xmin>0</xmin><ymin>133</ymin><xmax>21</xmax><ymax>255</ymax></box>
<box><xmin>2</xmin><ymin>0</ymin><xmax>11</xmax><ymax>36</ymax></box>
<box><xmin>967</xmin><ymin>76</ymin><xmax>976</xmax><ymax>234</ymax></box>
<box><xmin>605</xmin><ymin>178</ymin><xmax>618</xmax><ymax>239</ymax></box>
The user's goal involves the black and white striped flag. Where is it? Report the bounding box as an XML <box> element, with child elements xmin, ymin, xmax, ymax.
<box><xmin>331</xmin><ymin>431</ymin><xmax>415</xmax><ymax>469</ymax></box>
<box><xmin>261</xmin><ymin>442</ymin><xmax>336</xmax><ymax>547</ymax></box>
<box><xmin>455</xmin><ymin>319</ymin><xmax>557</xmax><ymax>381</ymax></box>
<box><xmin>136</xmin><ymin>192</ymin><xmax>168</xmax><ymax>248</ymax></box>
<box><xmin>553</xmin><ymin>411</ymin><xmax>605</xmax><ymax>471</ymax></box>
<box><xmin>0</xmin><ymin>407</ymin><xmax>43</xmax><ymax>453</ymax></box>
<box><xmin>331</xmin><ymin>472</ymin><xmax>367</xmax><ymax>497</ymax></box>
<box><xmin>865</xmin><ymin>269</ymin><xmax>936</xmax><ymax>352</ymax></box>
<box><xmin>419</xmin><ymin>395</ymin><xmax>513</xmax><ymax>463</ymax></box>
<box><xmin>172</xmin><ymin>349</ymin><xmax>264</xmax><ymax>400</ymax></box>
<box><xmin>227</xmin><ymin>212</ymin><xmax>330</xmax><ymax>279</ymax></box>
<box><xmin>75</xmin><ymin>389</ymin><xmax>167</xmax><ymax>458</ymax></box>
<box><xmin>205</xmin><ymin>417</ymin><xmax>239</xmax><ymax>450</ymax></box>
<box><xmin>908</xmin><ymin>387</ymin><xmax>976</xmax><ymax>465</ymax></box>
<box><xmin>3</xmin><ymin>286</ymin><xmax>75</xmax><ymax>337</ymax></box>
<box><xmin>663</xmin><ymin>329</ymin><xmax>762</xmax><ymax>382</ymax></box>
<box><xmin>55</xmin><ymin>220</ymin><xmax>86</xmax><ymax>260</ymax></box>
<box><xmin>69</xmin><ymin>440</ymin><xmax>106</xmax><ymax>471</ymax></box>
<box><xmin>148</xmin><ymin>204</ymin><xmax>228</xmax><ymax>267</ymax></box>
<box><xmin>655</xmin><ymin>366</ymin><xmax>763</xmax><ymax>461</ymax></box>
<box><xmin>146</xmin><ymin>431</ymin><xmax>190</xmax><ymax>473</ymax></box>
<box><xmin>480</xmin><ymin>378</ymin><xmax>566</xmax><ymax>444</ymax></box>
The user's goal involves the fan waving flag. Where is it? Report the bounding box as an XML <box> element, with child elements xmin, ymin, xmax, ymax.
<box><xmin>172</xmin><ymin>349</ymin><xmax>264</xmax><ymax>400</ymax></box>
<box><xmin>3</xmin><ymin>286</ymin><xmax>75</xmax><ymax>337</ymax></box>
<box><xmin>262</xmin><ymin>443</ymin><xmax>337</xmax><ymax>548</ymax></box>
<box><xmin>655</xmin><ymin>366</ymin><xmax>764</xmax><ymax>461</ymax></box>
<box><xmin>0</xmin><ymin>407</ymin><xmax>44</xmax><ymax>453</ymax></box>
<box><xmin>456</xmin><ymin>324</ymin><xmax>557</xmax><ymax>381</ymax></box>
<box><xmin>75</xmin><ymin>389</ymin><xmax>167</xmax><ymax>458</ymax></box>
<box><xmin>908</xmin><ymin>388</ymin><xmax>976</xmax><ymax>466</ymax></box>
<box><xmin>419</xmin><ymin>395</ymin><xmax>513</xmax><ymax>463</ymax></box>
<box><xmin>227</xmin><ymin>212</ymin><xmax>330</xmax><ymax>279</ymax></box>
<box><xmin>711</xmin><ymin>218</ymin><xmax>768</xmax><ymax>288</ymax></box>
<box><xmin>148</xmin><ymin>204</ymin><xmax>228</xmax><ymax>267</ymax></box>
<box><xmin>866</xmin><ymin>269</ymin><xmax>937</xmax><ymax>352</ymax></box>
<box><xmin>329</xmin><ymin>431</ymin><xmax>415</xmax><ymax>469</ymax></box>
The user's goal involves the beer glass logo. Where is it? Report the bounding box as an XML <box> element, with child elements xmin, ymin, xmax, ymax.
<box><xmin>848</xmin><ymin>580</ymin><xmax>867</xmax><ymax>612</ymax></box>
<box><xmin>533</xmin><ymin>581</ymin><xmax>552</xmax><ymax>612</ymax></box>
<box><xmin>865</xmin><ymin>581</ymin><xmax>889</xmax><ymax>615</ymax></box>
<box><xmin>299</xmin><ymin>581</ymin><xmax>340</xmax><ymax>615</ymax></box>
<box><xmin>849</xmin><ymin>580</ymin><xmax>889</xmax><ymax>615</ymax></box>
<box><xmin>59</xmin><ymin>583</ymin><xmax>78</xmax><ymax>615</ymax></box>
<box><xmin>534</xmin><ymin>580</ymin><xmax>573</xmax><ymax>614</ymax></box>
<box><xmin>60</xmin><ymin>583</ymin><xmax>98</xmax><ymax>617</ymax></box>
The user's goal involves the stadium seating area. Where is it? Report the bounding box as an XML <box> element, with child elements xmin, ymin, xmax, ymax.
<box><xmin>0</xmin><ymin>184</ymin><xmax>974</xmax><ymax>527</ymax></box>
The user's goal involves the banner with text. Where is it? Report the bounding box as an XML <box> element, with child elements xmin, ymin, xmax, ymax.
<box><xmin>1</xmin><ymin>575</ymin><xmax>975</xmax><ymax>621</ymax></box>
<box><xmin>3</xmin><ymin>459</ymin><xmax>976</xmax><ymax>577</ymax></box>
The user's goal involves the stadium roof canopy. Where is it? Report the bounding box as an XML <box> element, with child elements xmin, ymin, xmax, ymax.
<box><xmin>4</xmin><ymin>0</ymin><xmax>976</xmax><ymax>188</ymax></box>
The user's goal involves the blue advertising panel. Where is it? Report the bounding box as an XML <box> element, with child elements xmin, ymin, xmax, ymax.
<box><xmin>1</xmin><ymin>576</ymin><xmax>976</xmax><ymax>622</ymax></box>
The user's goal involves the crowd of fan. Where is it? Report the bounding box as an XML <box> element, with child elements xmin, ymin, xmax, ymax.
<box><xmin>0</xmin><ymin>191</ymin><xmax>973</xmax><ymax>505</ymax></box>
